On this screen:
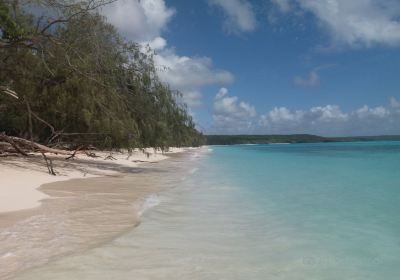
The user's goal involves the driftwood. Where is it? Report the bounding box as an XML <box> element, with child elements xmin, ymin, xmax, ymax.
<box><xmin>85</xmin><ymin>151</ymin><xmax>99</xmax><ymax>158</ymax></box>
<box><xmin>0</xmin><ymin>135</ymin><xmax>30</xmax><ymax>156</ymax></box>
<box><xmin>3</xmin><ymin>135</ymin><xmax>73</xmax><ymax>155</ymax></box>
<box><xmin>0</xmin><ymin>142</ymin><xmax>23</xmax><ymax>157</ymax></box>
<box><xmin>0</xmin><ymin>133</ymin><xmax>69</xmax><ymax>175</ymax></box>
<box><xmin>0</xmin><ymin>133</ymin><xmax>90</xmax><ymax>175</ymax></box>
<box><xmin>65</xmin><ymin>145</ymin><xmax>85</xmax><ymax>160</ymax></box>
<box><xmin>104</xmin><ymin>153</ymin><xmax>116</xmax><ymax>160</ymax></box>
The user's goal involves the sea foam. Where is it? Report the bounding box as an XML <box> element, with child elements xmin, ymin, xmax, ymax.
<box><xmin>135</xmin><ymin>194</ymin><xmax>161</xmax><ymax>217</ymax></box>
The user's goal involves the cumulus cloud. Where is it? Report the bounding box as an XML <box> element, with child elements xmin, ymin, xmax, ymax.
<box><xmin>102</xmin><ymin>0</ymin><xmax>233</xmax><ymax>108</ymax></box>
<box><xmin>212</xmin><ymin>88</ymin><xmax>257</xmax><ymax>133</ymax></box>
<box><xmin>209</xmin><ymin>91</ymin><xmax>400</xmax><ymax>136</ymax></box>
<box><xmin>271</xmin><ymin>0</ymin><xmax>400</xmax><ymax>48</ymax></box>
<box><xmin>258</xmin><ymin>98</ymin><xmax>400</xmax><ymax>136</ymax></box>
<box><xmin>155</xmin><ymin>48</ymin><xmax>234</xmax><ymax>107</ymax></box>
<box><xmin>101</xmin><ymin>0</ymin><xmax>175</xmax><ymax>42</ymax></box>
<box><xmin>147</xmin><ymin>36</ymin><xmax>167</xmax><ymax>50</ymax></box>
<box><xmin>209</xmin><ymin>0</ymin><xmax>257</xmax><ymax>33</ymax></box>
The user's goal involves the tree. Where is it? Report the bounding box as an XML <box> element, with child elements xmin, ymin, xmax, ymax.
<box><xmin>0</xmin><ymin>0</ymin><xmax>205</xmax><ymax>156</ymax></box>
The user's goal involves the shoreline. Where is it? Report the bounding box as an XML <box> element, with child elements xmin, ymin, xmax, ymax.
<box><xmin>0</xmin><ymin>148</ymin><xmax>186</xmax><ymax>213</ymax></box>
<box><xmin>0</xmin><ymin>147</ymin><xmax>203</xmax><ymax>279</ymax></box>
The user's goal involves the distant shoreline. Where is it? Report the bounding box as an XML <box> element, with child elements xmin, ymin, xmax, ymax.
<box><xmin>205</xmin><ymin>134</ymin><xmax>400</xmax><ymax>145</ymax></box>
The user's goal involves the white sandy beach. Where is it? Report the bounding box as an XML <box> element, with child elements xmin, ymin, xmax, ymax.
<box><xmin>0</xmin><ymin>148</ymin><xmax>186</xmax><ymax>213</ymax></box>
<box><xmin>0</xmin><ymin>147</ymin><xmax>200</xmax><ymax>280</ymax></box>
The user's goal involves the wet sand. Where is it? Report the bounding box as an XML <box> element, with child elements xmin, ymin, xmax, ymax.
<box><xmin>0</xmin><ymin>150</ymin><xmax>199</xmax><ymax>279</ymax></box>
<box><xmin>0</xmin><ymin>148</ymin><xmax>184</xmax><ymax>213</ymax></box>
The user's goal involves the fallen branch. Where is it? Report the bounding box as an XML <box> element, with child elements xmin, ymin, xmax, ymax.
<box><xmin>0</xmin><ymin>134</ymin><xmax>29</xmax><ymax>156</ymax></box>
<box><xmin>85</xmin><ymin>151</ymin><xmax>99</xmax><ymax>158</ymax></box>
<box><xmin>5</xmin><ymin>135</ymin><xmax>73</xmax><ymax>155</ymax></box>
<box><xmin>65</xmin><ymin>145</ymin><xmax>85</xmax><ymax>160</ymax></box>
<box><xmin>0</xmin><ymin>153</ymin><xmax>20</xmax><ymax>157</ymax></box>
<box><xmin>104</xmin><ymin>153</ymin><xmax>116</xmax><ymax>160</ymax></box>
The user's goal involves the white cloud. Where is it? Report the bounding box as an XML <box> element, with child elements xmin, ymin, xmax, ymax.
<box><xmin>155</xmin><ymin>51</ymin><xmax>234</xmax><ymax>92</ymax></box>
<box><xmin>294</xmin><ymin>70</ymin><xmax>320</xmax><ymax>88</ymax></box>
<box><xmin>258</xmin><ymin>98</ymin><xmax>400</xmax><ymax>136</ymax></box>
<box><xmin>355</xmin><ymin>105</ymin><xmax>389</xmax><ymax>119</ymax></box>
<box><xmin>154</xmin><ymin>48</ymin><xmax>234</xmax><ymax>107</ymax></box>
<box><xmin>179</xmin><ymin>90</ymin><xmax>203</xmax><ymax>108</ymax></box>
<box><xmin>214</xmin><ymin>88</ymin><xmax>256</xmax><ymax>118</ymax></box>
<box><xmin>212</xmin><ymin>88</ymin><xmax>257</xmax><ymax>133</ymax></box>
<box><xmin>209</xmin><ymin>0</ymin><xmax>256</xmax><ymax>33</ymax></box>
<box><xmin>102</xmin><ymin>0</ymin><xmax>233</xmax><ymax>108</ymax></box>
<box><xmin>101</xmin><ymin>0</ymin><xmax>175</xmax><ymax>42</ymax></box>
<box><xmin>147</xmin><ymin>36</ymin><xmax>167</xmax><ymax>50</ymax></box>
<box><xmin>209</xmin><ymin>91</ymin><xmax>400</xmax><ymax>136</ymax></box>
<box><xmin>271</xmin><ymin>0</ymin><xmax>400</xmax><ymax>48</ymax></box>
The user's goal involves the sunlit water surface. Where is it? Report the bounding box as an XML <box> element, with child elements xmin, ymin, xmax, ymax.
<box><xmin>13</xmin><ymin>142</ymin><xmax>400</xmax><ymax>279</ymax></box>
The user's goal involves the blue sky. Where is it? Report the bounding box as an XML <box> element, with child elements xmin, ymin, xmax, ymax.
<box><xmin>102</xmin><ymin>0</ymin><xmax>400</xmax><ymax>136</ymax></box>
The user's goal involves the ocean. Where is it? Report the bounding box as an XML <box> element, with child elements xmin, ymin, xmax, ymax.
<box><xmin>14</xmin><ymin>142</ymin><xmax>400</xmax><ymax>279</ymax></box>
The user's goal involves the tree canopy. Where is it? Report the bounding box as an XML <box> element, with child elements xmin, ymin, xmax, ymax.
<box><xmin>0</xmin><ymin>0</ymin><xmax>205</xmax><ymax>150</ymax></box>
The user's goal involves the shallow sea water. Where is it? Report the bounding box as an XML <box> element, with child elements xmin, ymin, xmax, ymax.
<box><xmin>12</xmin><ymin>142</ymin><xmax>400</xmax><ymax>279</ymax></box>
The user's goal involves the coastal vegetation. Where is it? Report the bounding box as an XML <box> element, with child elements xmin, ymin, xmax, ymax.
<box><xmin>206</xmin><ymin>134</ymin><xmax>400</xmax><ymax>145</ymax></box>
<box><xmin>206</xmin><ymin>134</ymin><xmax>330</xmax><ymax>145</ymax></box>
<box><xmin>0</xmin><ymin>0</ymin><xmax>205</xmax><ymax>157</ymax></box>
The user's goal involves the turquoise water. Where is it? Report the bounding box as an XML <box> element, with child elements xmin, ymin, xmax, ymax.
<box><xmin>15</xmin><ymin>142</ymin><xmax>400</xmax><ymax>279</ymax></box>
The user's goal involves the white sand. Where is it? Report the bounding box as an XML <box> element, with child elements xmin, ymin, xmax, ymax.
<box><xmin>0</xmin><ymin>147</ymin><xmax>187</xmax><ymax>213</ymax></box>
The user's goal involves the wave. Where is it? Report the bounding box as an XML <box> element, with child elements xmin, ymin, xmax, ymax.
<box><xmin>134</xmin><ymin>194</ymin><xmax>161</xmax><ymax>217</ymax></box>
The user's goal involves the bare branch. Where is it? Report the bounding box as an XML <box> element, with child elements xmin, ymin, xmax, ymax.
<box><xmin>0</xmin><ymin>86</ymin><xmax>19</xmax><ymax>99</ymax></box>
<box><xmin>39</xmin><ymin>0</ymin><xmax>118</xmax><ymax>35</ymax></box>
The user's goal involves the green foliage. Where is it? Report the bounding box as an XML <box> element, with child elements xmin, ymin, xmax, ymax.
<box><xmin>0</xmin><ymin>0</ymin><xmax>31</xmax><ymax>43</ymax></box>
<box><xmin>0</xmin><ymin>0</ymin><xmax>205</xmax><ymax>149</ymax></box>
